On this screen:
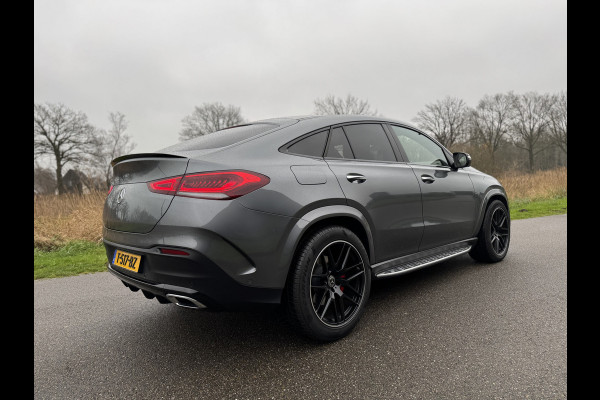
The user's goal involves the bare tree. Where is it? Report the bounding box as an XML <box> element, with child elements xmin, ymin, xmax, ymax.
<box><xmin>91</xmin><ymin>112</ymin><xmax>136</xmax><ymax>188</ymax></box>
<box><xmin>468</xmin><ymin>93</ymin><xmax>514</xmax><ymax>164</ymax></box>
<box><xmin>34</xmin><ymin>103</ymin><xmax>96</xmax><ymax>194</ymax></box>
<box><xmin>313</xmin><ymin>94</ymin><xmax>378</xmax><ymax>116</ymax></box>
<box><xmin>548</xmin><ymin>91</ymin><xmax>567</xmax><ymax>154</ymax></box>
<box><xmin>179</xmin><ymin>102</ymin><xmax>245</xmax><ymax>141</ymax></box>
<box><xmin>413</xmin><ymin>96</ymin><xmax>469</xmax><ymax>149</ymax></box>
<box><xmin>509</xmin><ymin>92</ymin><xmax>555</xmax><ymax>171</ymax></box>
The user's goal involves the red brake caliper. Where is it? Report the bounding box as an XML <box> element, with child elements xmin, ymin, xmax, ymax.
<box><xmin>340</xmin><ymin>275</ymin><xmax>345</xmax><ymax>292</ymax></box>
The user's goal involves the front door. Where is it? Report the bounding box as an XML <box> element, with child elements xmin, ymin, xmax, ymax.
<box><xmin>388</xmin><ymin>125</ymin><xmax>476</xmax><ymax>251</ymax></box>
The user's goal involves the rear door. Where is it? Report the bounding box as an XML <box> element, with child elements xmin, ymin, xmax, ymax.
<box><xmin>388</xmin><ymin>125</ymin><xmax>476</xmax><ymax>251</ymax></box>
<box><xmin>324</xmin><ymin>123</ymin><xmax>423</xmax><ymax>263</ymax></box>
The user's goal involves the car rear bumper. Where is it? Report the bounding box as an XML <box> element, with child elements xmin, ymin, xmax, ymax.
<box><xmin>103</xmin><ymin>197</ymin><xmax>300</xmax><ymax>289</ymax></box>
<box><xmin>104</xmin><ymin>239</ymin><xmax>283</xmax><ymax>310</ymax></box>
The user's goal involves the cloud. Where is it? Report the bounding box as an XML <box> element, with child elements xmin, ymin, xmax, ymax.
<box><xmin>34</xmin><ymin>0</ymin><xmax>567</xmax><ymax>152</ymax></box>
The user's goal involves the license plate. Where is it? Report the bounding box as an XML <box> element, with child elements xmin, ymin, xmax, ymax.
<box><xmin>112</xmin><ymin>250</ymin><xmax>141</xmax><ymax>273</ymax></box>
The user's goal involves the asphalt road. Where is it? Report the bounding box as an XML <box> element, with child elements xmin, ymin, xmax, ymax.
<box><xmin>34</xmin><ymin>214</ymin><xmax>567</xmax><ymax>399</ymax></box>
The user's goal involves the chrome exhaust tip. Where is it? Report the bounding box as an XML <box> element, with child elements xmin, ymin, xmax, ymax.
<box><xmin>166</xmin><ymin>294</ymin><xmax>206</xmax><ymax>309</ymax></box>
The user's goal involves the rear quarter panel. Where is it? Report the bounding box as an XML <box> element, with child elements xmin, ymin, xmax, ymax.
<box><xmin>195</xmin><ymin>133</ymin><xmax>348</xmax><ymax>218</ymax></box>
<box><xmin>179</xmin><ymin>135</ymin><xmax>352</xmax><ymax>289</ymax></box>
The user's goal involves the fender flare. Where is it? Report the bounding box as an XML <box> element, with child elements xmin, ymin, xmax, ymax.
<box><xmin>279</xmin><ymin>205</ymin><xmax>375</xmax><ymax>280</ymax></box>
<box><xmin>473</xmin><ymin>187</ymin><xmax>509</xmax><ymax>236</ymax></box>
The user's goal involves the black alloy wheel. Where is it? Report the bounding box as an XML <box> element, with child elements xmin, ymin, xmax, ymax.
<box><xmin>286</xmin><ymin>226</ymin><xmax>371</xmax><ymax>341</ymax></box>
<box><xmin>470</xmin><ymin>199</ymin><xmax>511</xmax><ymax>263</ymax></box>
<box><xmin>490</xmin><ymin>207</ymin><xmax>509</xmax><ymax>256</ymax></box>
<box><xmin>310</xmin><ymin>240</ymin><xmax>366</xmax><ymax>327</ymax></box>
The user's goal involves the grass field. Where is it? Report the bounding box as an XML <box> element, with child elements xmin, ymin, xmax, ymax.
<box><xmin>34</xmin><ymin>167</ymin><xmax>567</xmax><ymax>279</ymax></box>
<box><xmin>34</xmin><ymin>241</ymin><xmax>107</xmax><ymax>279</ymax></box>
<box><xmin>509</xmin><ymin>197</ymin><xmax>567</xmax><ymax>220</ymax></box>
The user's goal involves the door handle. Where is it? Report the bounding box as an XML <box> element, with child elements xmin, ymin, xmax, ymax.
<box><xmin>346</xmin><ymin>173</ymin><xmax>366</xmax><ymax>184</ymax></box>
<box><xmin>421</xmin><ymin>174</ymin><xmax>435</xmax><ymax>183</ymax></box>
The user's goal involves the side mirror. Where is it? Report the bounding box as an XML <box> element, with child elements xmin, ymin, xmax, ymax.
<box><xmin>452</xmin><ymin>152</ymin><xmax>471</xmax><ymax>169</ymax></box>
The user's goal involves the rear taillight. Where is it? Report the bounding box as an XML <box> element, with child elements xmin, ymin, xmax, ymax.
<box><xmin>147</xmin><ymin>177</ymin><xmax>182</xmax><ymax>195</ymax></box>
<box><xmin>108</xmin><ymin>185</ymin><xmax>113</xmax><ymax>195</ymax></box>
<box><xmin>147</xmin><ymin>170</ymin><xmax>270</xmax><ymax>200</ymax></box>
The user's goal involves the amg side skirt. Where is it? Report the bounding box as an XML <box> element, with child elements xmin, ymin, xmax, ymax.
<box><xmin>371</xmin><ymin>238</ymin><xmax>477</xmax><ymax>278</ymax></box>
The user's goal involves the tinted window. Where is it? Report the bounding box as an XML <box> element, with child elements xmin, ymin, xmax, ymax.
<box><xmin>326</xmin><ymin>128</ymin><xmax>354</xmax><ymax>159</ymax></box>
<box><xmin>287</xmin><ymin>130</ymin><xmax>328</xmax><ymax>157</ymax></box>
<box><xmin>391</xmin><ymin>125</ymin><xmax>449</xmax><ymax>166</ymax></box>
<box><xmin>160</xmin><ymin>123</ymin><xmax>277</xmax><ymax>152</ymax></box>
<box><xmin>343</xmin><ymin>124</ymin><xmax>396</xmax><ymax>162</ymax></box>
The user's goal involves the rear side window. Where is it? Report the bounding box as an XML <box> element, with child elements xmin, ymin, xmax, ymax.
<box><xmin>343</xmin><ymin>124</ymin><xmax>397</xmax><ymax>162</ymax></box>
<box><xmin>160</xmin><ymin>123</ymin><xmax>277</xmax><ymax>152</ymax></box>
<box><xmin>287</xmin><ymin>130</ymin><xmax>328</xmax><ymax>157</ymax></box>
<box><xmin>326</xmin><ymin>128</ymin><xmax>354</xmax><ymax>159</ymax></box>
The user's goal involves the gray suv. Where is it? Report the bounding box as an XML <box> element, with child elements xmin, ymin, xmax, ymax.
<box><xmin>103</xmin><ymin>115</ymin><xmax>510</xmax><ymax>341</ymax></box>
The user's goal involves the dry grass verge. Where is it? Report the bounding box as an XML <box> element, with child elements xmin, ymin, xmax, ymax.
<box><xmin>33</xmin><ymin>168</ymin><xmax>567</xmax><ymax>249</ymax></box>
<box><xmin>34</xmin><ymin>191</ymin><xmax>106</xmax><ymax>250</ymax></box>
<box><xmin>496</xmin><ymin>167</ymin><xmax>567</xmax><ymax>202</ymax></box>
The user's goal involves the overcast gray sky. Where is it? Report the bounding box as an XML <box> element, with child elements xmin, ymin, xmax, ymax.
<box><xmin>34</xmin><ymin>0</ymin><xmax>567</xmax><ymax>154</ymax></box>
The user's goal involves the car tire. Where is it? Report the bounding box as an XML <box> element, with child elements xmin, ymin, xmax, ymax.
<box><xmin>286</xmin><ymin>226</ymin><xmax>371</xmax><ymax>342</ymax></box>
<box><xmin>470</xmin><ymin>199</ymin><xmax>511</xmax><ymax>263</ymax></box>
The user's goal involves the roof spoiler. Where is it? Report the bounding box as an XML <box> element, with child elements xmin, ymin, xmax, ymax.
<box><xmin>111</xmin><ymin>153</ymin><xmax>187</xmax><ymax>167</ymax></box>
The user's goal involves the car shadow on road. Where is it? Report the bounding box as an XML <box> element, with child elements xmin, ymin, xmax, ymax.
<box><xmin>107</xmin><ymin>253</ymin><xmax>483</xmax><ymax>350</ymax></box>
<box><xmin>79</xmin><ymin>253</ymin><xmax>497</xmax><ymax>395</ymax></box>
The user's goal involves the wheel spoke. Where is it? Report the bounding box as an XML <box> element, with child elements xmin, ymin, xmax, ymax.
<box><xmin>334</xmin><ymin>243</ymin><xmax>346</xmax><ymax>268</ymax></box>
<box><xmin>342</xmin><ymin>293</ymin><xmax>360</xmax><ymax>306</ymax></box>
<box><xmin>316</xmin><ymin>289</ymin><xmax>328</xmax><ymax>309</ymax></box>
<box><xmin>346</xmin><ymin>270</ymin><xmax>364</xmax><ymax>281</ymax></box>
<box><xmin>332</xmin><ymin>294</ymin><xmax>340</xmax><ymax>322</ymax></box>
<box><xmin>339</xmin><ymin>245</ymin><xmax>351</xmax><ymax>270</ymax></box>
<box><xmin>499</xmin><ymin>215</ymin><xmax>506</xmax><ymax>227</ymax></box>
<box><xmin>339</xmin><ymin>262</ymin><xmax>363</xmax><ymax>274</ymax></box>
<box><xmin>326</xmin><ymin>248</ymin><xmax>336</xmax><ymax>271</ymax></box>
<box><xmin>316</xmin><ymin>258</ymin><xmax>327</xmax><ymax>274</ymax></box>
<box><xmin>320</xmin><ymin>296</ymin><xmax>332</xmax><ymax>320</ymax></box>
<box><xmin>498</xmin><ymin>235</ymin><xmax>507</xmax><ymax>249</ymax></box>
<box><xmin>340</xmin><ymin>283</ymin><xmax>361</xmax><ymax>297</ymax></box>
<box><xmin>497</xmin><ymin>226</ymin><xmax>509</xmax><ymax>234</ymax></box>
<box><xmin>336</xmin><ymin>295</ymin><xmax>346</xmax><ymax>318</ymax></box>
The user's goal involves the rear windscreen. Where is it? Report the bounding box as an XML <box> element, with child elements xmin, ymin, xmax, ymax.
<box><xmin>159</xmin><ymin>123</ymin><xmax>278</xmax><ymax>152</ymax></box>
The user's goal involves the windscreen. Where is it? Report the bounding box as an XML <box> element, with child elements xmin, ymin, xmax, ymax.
<box><xmin>159</xmin><ymin>123</ymin><xmax>278</xmax><ymax>152</ymax></box>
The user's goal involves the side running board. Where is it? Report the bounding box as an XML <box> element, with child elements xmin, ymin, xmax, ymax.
<box><xmin>372</xmin><ymin>239</ymin><xmax>476</xmax><ymax>278</ymax></box>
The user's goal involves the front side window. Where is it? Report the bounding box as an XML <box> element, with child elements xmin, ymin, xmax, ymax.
<box><xmin>390</xmin><ymin>125</ymin><xmax>449</xmax><ymax>167</ymax></box>
<box><xmin>342</xmin><ymin>124</ymin><xmax>397</xmax><ymax>162</ymax></box>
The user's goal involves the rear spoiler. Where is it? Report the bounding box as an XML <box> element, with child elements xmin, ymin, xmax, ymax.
<box><xmin>111</xmin><ymin>153</ymin><xmax>187</xmax><ymax>167</ymax></box>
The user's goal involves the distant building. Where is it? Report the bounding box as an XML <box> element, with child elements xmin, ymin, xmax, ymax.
<box><xmin>63</xmin><ymin>169</ymin><xmax>87</xmax><ymax>195</ymax></box>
